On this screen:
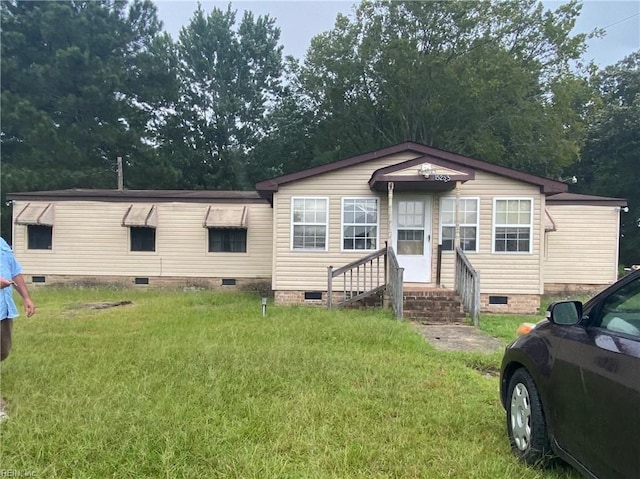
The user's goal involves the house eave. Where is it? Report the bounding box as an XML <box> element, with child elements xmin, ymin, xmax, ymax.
<box><xmin>254</xmin><ymin>142</ymin><xmax>429</xmax><ymax>199</ymax></box>
<box><xmin>7</xmin><ymin>189</ymin><xmax>268</xmax><ymax>204</ymax></box>
<box><xmin>546</xmin><ymin>193</ymin><xmax>627</xmax><ymax>207</ymax></box>
<box><xmin>254</xmin><ymin>141</ymin><xmax>571</xmax><ymax>197</ymax></box>
<box><xmin>369</xmin><ymin>176</ymin><xmax>464</xmax><ymax>192</ymax></box>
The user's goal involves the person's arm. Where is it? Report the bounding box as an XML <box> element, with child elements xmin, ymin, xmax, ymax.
<box><xmin>11</xmin><ymin>274</ymin><xmax>35</xmax><ymax>317</ymax></box>
<box><xmin>0</xmin><ymin>278</ymin><xmax>14</xmax><ymax>289</ymax></box>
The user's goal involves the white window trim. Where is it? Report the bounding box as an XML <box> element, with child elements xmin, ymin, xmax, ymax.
<box><xmin>439</xmin><ymin>197</ymin><xmax>479</xmax><ymax>253</ymax></box>
<box><xmin>439</xmin><ymin>197</ymin><xmax>456</xmax><ymax>252</ymax></box>
<box><xmin>341</xmin><ymin>197</ymin><xmax>380</xmax><ymax>252</ymax></box>
<box><xmin>290</xmin><ymin>197</ymin><xmax>329</xmax><ymax>252</ymax></box>
<box><xmin>492</xmin><ymin>197</ymin><xmax>534</xmax><ymax>254</ymax></box>
<box><xmin>458</xmin><ymin>197</ymin><xmax>480</xmax><ymax>253</ymax></box>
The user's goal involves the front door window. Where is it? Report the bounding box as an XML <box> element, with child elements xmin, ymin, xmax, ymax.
<box><xmin>397</xmin><ymin>201</ymin><xmax>425</xmax><ymax>255</ymax></box>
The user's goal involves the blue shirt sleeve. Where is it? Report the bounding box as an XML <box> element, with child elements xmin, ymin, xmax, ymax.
<box><xmin>1</xmin><ymin>238</ymin><xmax>23</xmax><ymax>319</ymax></box>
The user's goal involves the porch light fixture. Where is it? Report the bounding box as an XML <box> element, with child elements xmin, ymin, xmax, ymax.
<box><xmin>418</xmin><ymin>163</ymin><xmax>435</xmax><ymax>178</ymax></box>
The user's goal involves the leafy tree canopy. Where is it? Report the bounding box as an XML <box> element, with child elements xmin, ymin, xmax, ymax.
<box><xmin>0</xmin><ymin>0</ymin><xmax>178</xmax><ymax>236</ymax></box>
<box><xmin>1</xmin><ymin>0</ymin><xmax>177</xmax><ymax>187</ymax></box>
<box><xmin>577</xmin><ymin>51</ymin><xmax>640</xmax><ymax>266</ymax></box>
<box><xmin>284</xmin><ymin>0</ymin><xmax>594</xmax><ymax>177</ymax></box>
<box><xmin>158</xmin><ymin>4</ymin><xmax>284</xmax><ymax>190</ymax></box>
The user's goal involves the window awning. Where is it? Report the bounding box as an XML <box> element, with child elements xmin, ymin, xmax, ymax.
<box><xmin>15</xmin><ymin>203</ymin><xmax>54</xmax><ymax>226</ymax></box>
<box><xmin>122</xmin><ymin>204</ymin><xmax>157</xmax><ymax>228</ymax></box>
<box><xmin>203</xmin><ymin>206</ymin><xmax>248</xmax><ymax>229</ymax></box>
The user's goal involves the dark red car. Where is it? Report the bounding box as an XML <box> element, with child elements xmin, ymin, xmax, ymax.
<box><xmin>500</xmin><ymin>268</ymin><xmax>640</xmax><ymax>479</ymax></box>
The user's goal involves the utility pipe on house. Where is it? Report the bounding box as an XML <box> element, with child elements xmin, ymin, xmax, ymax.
<box><xmin>117</xmin><ymin>156</ymin><xmax>124</xmax><ymax>191</ymax></box>
<box><xmin>387</xmin><ymin>182</ymin><xmax>394</xmax><ymax>244</ymax></box>
<box><xmin>455</xmin><ymin>181</ymin><xmax>461</xmax><ymax>250</ymax></box>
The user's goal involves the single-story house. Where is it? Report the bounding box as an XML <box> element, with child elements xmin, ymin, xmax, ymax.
<box><xmin>7</xmin><ymin>142</ymin><xmax>626</xmax><ymax>315</ymax></box>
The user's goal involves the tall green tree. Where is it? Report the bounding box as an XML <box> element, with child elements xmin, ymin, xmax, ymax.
<box><xmin>282</xmin><ymin>0</ymin><xmax>593</xmax><ymax>177</ymax></box>
<box><xmin>245</xmin><ymin>59</ymin><xmax>320</xmax><ymax>184</ymax></box>
<box><xmin>1</xmin><ymin>0</ymin><xmax>178</xmax><ymax>238</ymax></box>
<box><xmin>577</xmin><ymin>51</ymin><xmax>640</xmax><ymax>266</ymax></box>
<box><xmin>159</xmin><ymin>5</ymin><xmax>284</xmax><ymax>190</ymax></box>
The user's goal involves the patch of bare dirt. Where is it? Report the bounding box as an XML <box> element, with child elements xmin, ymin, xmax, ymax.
<box><xmin>413</xmin><ymin>324</ymin><xmax>504</xmax><ymax>354</ymax></box>
<box><xmin>63</xmin><ymin>301</ymin><xmax>133</xmax><ymax>314</ymax></box>
<box><xmin>61</xmin><ymin>300</ymin><xmax>133</xmax><ymax>318</ymax></box>
<box><xmin>77</xmin><ymin>301</ymin><xmax>133</xmax><ymax>310</ymax></box>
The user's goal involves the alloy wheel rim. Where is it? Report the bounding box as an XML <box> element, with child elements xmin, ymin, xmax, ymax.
<box><xmin>510</xmin><ymin>382</ymin><xmax>532</xmax><ymax>451</ymax></box>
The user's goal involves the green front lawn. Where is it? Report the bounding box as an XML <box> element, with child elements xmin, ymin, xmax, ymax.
<box><xmin>0</xmin><ymin>287</ymin><xmax>577</xmax><ymax>478</ymax></box>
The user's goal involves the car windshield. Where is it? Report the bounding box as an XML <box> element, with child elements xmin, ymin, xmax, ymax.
<box><xmin>592</xmin><ymin>275</ymin><xmax>640</xmax><ymax>337</ymax></box>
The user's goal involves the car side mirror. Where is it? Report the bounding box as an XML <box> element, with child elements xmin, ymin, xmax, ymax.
<box><xmin>546</xmin><ymin>301</ymin><xmax>583</xmax><ymax>326</ymax></box>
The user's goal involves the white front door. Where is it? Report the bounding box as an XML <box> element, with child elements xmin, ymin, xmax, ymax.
<box><xmin>392</xmin><ymin>196</ymin><xmax>432</xmax><ymax>283</ymax></box>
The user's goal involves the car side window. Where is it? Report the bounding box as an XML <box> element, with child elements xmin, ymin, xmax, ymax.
<box><xmin>592</xmin><ymin>276</ymin><xmax>640</xmax><ymax>338</ymax></box>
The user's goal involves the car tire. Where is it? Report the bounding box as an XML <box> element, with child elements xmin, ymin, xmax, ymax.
<box><xmin>506</xmin><ymin>368</ymin><xmax>552</xmax><ymax>465</ymax></box>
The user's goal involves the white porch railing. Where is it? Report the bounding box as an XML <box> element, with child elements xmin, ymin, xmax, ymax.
<box><xmin>327</xmin><ymin>247</ymin><xmax>387</xmax><ymax>309</ymax></box>
<box><xmin>386</xmin><ymin>246</ymin><xmax>403</xmax><ymax>319</ymax></box>
<box><xmin>327</xmin><ymin>244</ymin><xmax>475</xmax><ymax>323</ymax></box>
<box><xmin>326</xmin><ymin>243</ymin><xmax>404</xmax><ymax>319</ymax></box>
<box><xmin>455</xmin><ymin>247</ymin><xmax>480</xmax><ymax>326</ymax></box>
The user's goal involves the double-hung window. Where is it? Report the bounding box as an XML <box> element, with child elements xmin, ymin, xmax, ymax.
<box><xmin>291</xmin><ymin>198</ymin><xmax>328</xmax><ymax>250</ymax></box>
<box><xmin>342</xmin><ymin>198</ymin><xmax>378</xmax><ymax>251</ymax></box>
<box><xmin>439</xmin><ymin>198</ymin><xmax>479</xmax><ymax>252</ymax></box>
<box><xmin>493</xmin><ymin>198</ymin><xmax>532</xmax><ymax>253</ymax></box>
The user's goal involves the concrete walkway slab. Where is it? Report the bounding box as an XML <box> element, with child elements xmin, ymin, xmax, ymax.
<box><xmin>413</xmin><ymin>324</ymin><xmax>504</xmax><ymax>354</ymax></box>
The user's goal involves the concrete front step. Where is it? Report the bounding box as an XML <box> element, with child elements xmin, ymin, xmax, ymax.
<box><xmin>405</xmin><ymin>312</ymin><xmax>467</xmax><ymax>324</ymax></box>
<box><xmin>403</xmin><ymin>289</ymin><xmax>467</xmax><ymax>324</ymax></box>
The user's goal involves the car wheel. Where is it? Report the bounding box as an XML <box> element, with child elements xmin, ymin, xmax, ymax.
<box><xmin>506</xmin><ymin>368</ymin><xmax>552</xmax><ymax>465</ymax></box>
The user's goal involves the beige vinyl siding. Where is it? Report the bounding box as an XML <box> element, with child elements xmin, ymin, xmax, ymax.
<box><xmin>435</xmin><ymin>171</ymin><xmax>544</xmax><ymax>295</ymax></box>
<box><xmin>274</xmin><ymin>164</ymin><xmax>545</xmax><ymax>295</ymax></box>
<box><xmin>12</xmin><ymin>200</ymin><xmax>272</xmax><ymax>279</ymax></box>
<box><xmin>544</xmin><ymin>205</ymin><xmax>619</xmax><ymax>285</ymax></box>
<box><xmin>272</xmin><ymin>156</ymin><xmax>407</xmax><ymax>291</ymax></box>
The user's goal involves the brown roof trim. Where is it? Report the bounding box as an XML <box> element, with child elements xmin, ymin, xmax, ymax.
<box><xmin>546</xmin><ymin>193</ymin><xmax>627</xmax><ymax>207</ymax></box>
<box><xmin>7</xmin><ymin>189</ymin><xmax>267</xmax><ymax>204</ymax></box>
<box><xmin>255</xmin><ymin>142</ymin><xmax>428</xmax><ymax>198</ymax></box>
<box><xmin>407</xmin><ymin>146</ymin><xmax>571</xmax><ymax>194</ymax></box>
<box><xmin>371</xmin><ymin>154</ymin><xmax>476</xmax><ymax>178</ymax></box>
<box><xmin>369</xmin><ymin>154</ymin><xmax>475</xmax><ymax>191</ymax></box>
<box><xmin>255</xmin><ymin>142</ymin><xmax>569</xmax><ymax>201</ymax></box>
<box><xmin>371</xmin><ymin>178</ymin><xmax>459</xmax><ymax>193</ymax></box>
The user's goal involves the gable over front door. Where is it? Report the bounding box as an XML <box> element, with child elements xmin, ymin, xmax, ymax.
<box><xmin>392</xmin><ymin>195</ymin><xmax>432</xmax><ymax>283</ymax></box>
